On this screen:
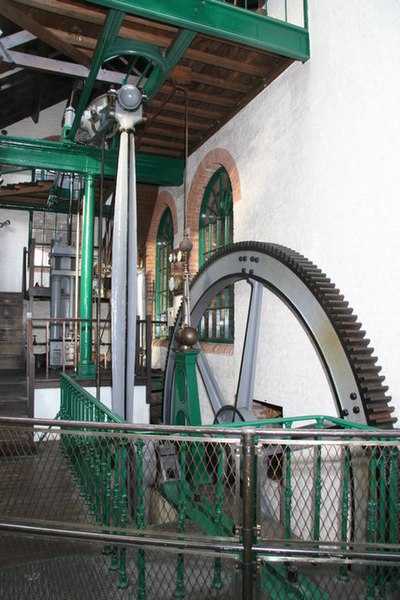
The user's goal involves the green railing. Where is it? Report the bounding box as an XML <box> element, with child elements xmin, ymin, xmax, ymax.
<box><xmin>60</xmin><ymin>374</ymin><xmax>129</xmax><ymax>588</ymax></box>
<box><xmin>218</xmin><ymin>0</ymin><xmax>309</xmax><ymax>30</ymax></box>
<box><xmin>60</xmin><ymin>373</ymin><xmax>124</xmax><ymax>424</ymax></box>
<box><xmin>55</xmin><ymin>376</ymin><xmax>400</xmax><ymax>599</ymax></box>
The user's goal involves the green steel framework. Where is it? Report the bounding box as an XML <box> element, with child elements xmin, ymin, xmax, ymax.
<box><xmin>86</xmin><ymin>0</ymin><xmax>310</xmax><ymax>61</ymax></box>
<box><xmin>0</xmin><ymin>135</ymin><xmax>184</xmax><ymax>185</ymax></box>
<box><xmin>0</xmin><ymin>0</ymin><xmax>310</xmax><ymax>386</ymax></box>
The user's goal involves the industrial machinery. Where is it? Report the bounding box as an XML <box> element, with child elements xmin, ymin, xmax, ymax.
<box><xmin>163</xmin><ymin>241</ymin><xmax>395</xmax><ymax>429</ymax></box>
<box><xmin>49</xmin><ymin>234</ymin><xmax>76</xmax><ymax>368</ymax></box>
<box><xmin>77</xmin><ymin>83</ymin><xmax>144</xmax><ymax>419</ymax></box>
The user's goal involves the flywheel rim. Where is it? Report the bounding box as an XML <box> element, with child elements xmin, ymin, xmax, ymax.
<box><xmin>163</xmin><ymin>241</ymin><xmax>395</xmax><ymax>428</ymax></box>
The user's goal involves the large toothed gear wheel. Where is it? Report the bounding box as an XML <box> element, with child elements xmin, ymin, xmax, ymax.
<box><xmin>163</xmin><ymin>242</ymin><xmax>396</xmax><ymax>428</ymax></box>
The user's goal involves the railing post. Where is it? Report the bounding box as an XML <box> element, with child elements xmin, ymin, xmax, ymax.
<box><xmin>145</xmin><ymin>315</ymin><xmax>152</xmax><ymax>405</ymax></box>
<box><xmin>26</xmin><ymin>315</ymin><xmax>35</xmax><ymax>417</ymax></box>
<box><xmin>242</xmin><ymin>430</ymin><xmax>255</xmax><ymax>600</ymax></box>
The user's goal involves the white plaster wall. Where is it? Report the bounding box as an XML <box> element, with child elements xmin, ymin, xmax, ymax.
<box><xmin>35</xmin><ymin>385</ymin><xmax>149</xmax><ymax>423</ymax></box>
<box><xmin>164</xmin><ymin>0</ymin><xmax>400</xmax><ymax>421</ymax></box>
<box><xmin>5</xmin><ymin>101</ymin><xmax>66</xmax><ymax>139</ymax></box>
<box><xmin>0</xmin><ymin>209</ymin><xmax>29</xmax><ymax>292</ymax></box>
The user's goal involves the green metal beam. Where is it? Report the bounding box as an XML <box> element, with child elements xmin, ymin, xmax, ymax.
<box><xmin>87</xmin><ymin>0</ymin><xmax>310</xmax><ymax>61</ymax></box>
<box><xmin>143</xmin><ymin>29</ymin><xmax>197</xmax><ymax>101</ymax></box>
<box><xmin>68</xmin><ymin>9</ymin><xmax>126</xmax><ymax>140</ymax></box>
<box><xmin>0</xmin><ymin>201</ymin><xmax>112</xmax><ymax>217</ymax></box>
<box><xmin>78</xmin><ymin>174</ymin><xmax>96</xmax><ymax>378</ymax></box>
<box><xmin>0</xmin><ymin>136</ymin><xmax>184</xmax><ymax>185</ymax></box>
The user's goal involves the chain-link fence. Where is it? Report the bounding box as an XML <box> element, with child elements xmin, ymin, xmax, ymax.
<box><xmin>0</xmin><ymin>417</ymin><xmax>399</xmax><ymax>599</ymax></box>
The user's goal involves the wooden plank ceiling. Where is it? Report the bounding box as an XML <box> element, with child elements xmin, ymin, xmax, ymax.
<box><xmin>0</xmin><ymin>0</ymin><xmax>295</xmax><ymax>250</ymax></box>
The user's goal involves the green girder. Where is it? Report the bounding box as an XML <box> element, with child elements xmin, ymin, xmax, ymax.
<box><xmin>87</xmin><ymin>0</ymin><xmax>310</xmax><ymax>61</ymax></box>
<box><xmin>0</xmin><ymin>135</ymin><xmax>184</xmax><ymax>185</ymax></box>
<box><xmin>68</xmin><ymin>9</ymin><xmax>125</xmax><ymax>140</ymax></box>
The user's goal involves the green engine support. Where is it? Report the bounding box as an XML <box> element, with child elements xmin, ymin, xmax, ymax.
<box><xmin>78</xmin><ymin>174</ymin><xmax>96</xmax><ymax>377</ymax></box>
<box><xmin>172</xmin><ymin>348</ymin><xmax>202</xmax><ymax>426</ymax></box>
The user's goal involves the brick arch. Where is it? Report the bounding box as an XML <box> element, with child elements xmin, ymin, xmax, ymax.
<box><xmin>145</xmin><ymin>191</ymin><xmax>178</xmax><ymax>316</ymax></box>
<box><xmin>186</xmin><ymin>148</ymin><xmax>241</xmax><ymax>275</ymax></box>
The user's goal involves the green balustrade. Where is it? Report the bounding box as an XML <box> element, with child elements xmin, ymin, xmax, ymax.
<box><xmin>59</xmin><ymin>373</ymin><xmax>399</xmax><ymax>599</ymax></box>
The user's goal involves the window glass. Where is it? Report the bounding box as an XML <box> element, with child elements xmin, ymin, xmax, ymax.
<box><xmin>199</xmin><ymin>168</ymin><xmax>233</xmax><ymax>342</ymax></box>
<box><xmin>155</xmin><ymin>208</ymin><xmax>173</xmax><ymax>337</ymax></box>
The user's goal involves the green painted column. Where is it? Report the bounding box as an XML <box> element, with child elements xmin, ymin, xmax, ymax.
<box><xmin>78</xmin><ymin>174</ymin><xmax>96</xmax><ymax>377</ymax></box>
<box><xmin>172</xmin><ymin>349</ymin><xmax>201</xmax><ymax>426</ymax></box>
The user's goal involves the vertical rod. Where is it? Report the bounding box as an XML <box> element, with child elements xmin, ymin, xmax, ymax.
<box><xmin>313</xmin><ymin>438</ymin><xmax>322</xmax><ymax>543</ymax></box>
<box><xmin>377</xmin><ymin>444</ymin><xmax>387</xmax><ymax>598</ymax></box>
<box><xmin>67</xmin><ymin>173</ymin><xmax>74</xmax><ymax>246</ymax></box>
<box><xmin>242</xmin><ymin>431</ymin><xmax>255</xmax><ymax>600</ymax></box>
<box><xmin>74</xmin><ymin>177</ymin><xmax>81</xmax><ymax>372</ymax></box>
<box><xmin>175</xmin><ymin>441</ymin><xmax>187</xmax><ymax>598</ymax></box>
<box><xmin>135</xmin><ymin>439</ymin><xmax>146</xmax><ymax>600</ymax></box>
<box><xmin>26</xmin><ymin>316</ymin><xmax>35</xmax><ymax>417</ymax></box>
<box><xmin>118</xmin><ymin>443</ymin><xmax>128</xmax><ymax>589</ymax></box>
<box><xmin>78</xmin><ymin>174</ymin><xmax>96</xmax><ymax>377</ymax></box>
<box><xmin>389</xmin><ymin>447</ymin><xmax>399</xmax><ymax>590</ymax></box>
<box><xmin>339</xmin><ymin>442</ymin><xmax>351</xmax><ymax>581</ymax></box>
<box><xmin>126</xmin><ymin>131</ymin><xmax>137</xmax><ymax>421</ymax></box>
<box><xmin>45</xmin><ymin>321</ymin><xmax>49</xmax><ymax>380</ymax></box>
<box><xmin>284</xmin><ymin>444</ymin><xmax>292</xmax><ymax>540</ymax></box>
<box><xmin>96</xmin><ymin>139</ymin><xmax>105</xmax><ymax>400</ymax></box>
<box><xmin>212</xmin><ymin>443</ymin><xmax>224</xmax><ymax>589</ymax></box>
<box><xmin>62</xmin><ymin>320</ymin><xmax>66</xmax><ymax>373</ymax></box>
<box><xmin>366</xmin><ymin>443</ymin><xmax>378</xmax><ymax>599</ymax></box>
<box><xmin>303</xmin><ymin>0</ymin><xmax>309</xmax><ymax>30</ymax></box>
<box><xmin>145</xmin><ymin>314</ymin><xmax>152</xmax><ymax>406</ymax></box>
<box><xmin>111</xmin><ymin>128</ymin><xmax>138</xmax><ymax>420</ymax></box>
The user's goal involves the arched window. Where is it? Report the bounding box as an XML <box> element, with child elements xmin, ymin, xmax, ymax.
<box><xmin>199</xmin><ymin>167</ymin><xmax>233</xmax><ymax>341</ymax></box>
<box><xmin>155</xmin><ymin>207</ymin><xmax>173</xmax><ymax>336</ymax></box>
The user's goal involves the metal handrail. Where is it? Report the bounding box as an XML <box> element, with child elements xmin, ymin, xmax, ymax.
<box><xmin>1</xmin><ymin>411</ymin><xmax>399</xmax><ymax>599</ymax></box>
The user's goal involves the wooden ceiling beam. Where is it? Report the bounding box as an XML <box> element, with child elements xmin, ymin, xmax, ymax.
<box><xmin>13</xmin><ymin>0</ymin><xmax>176</xmax><ymax>34</ymax></box>
<box><xmin>143</xmin><ymin>125</ymin><xmax>197</xmax><ymax>141</ymax></box>
<box><xmin>48</xmin><ymin>29</ymin><xmax>98</xmax><ymax>52</ymax></box>
<box><xmin>0</xmin><ymin>0</ymin><xmax>92</xmax><ymax>68</ymax></box>
<box><xmin>183</xmin><ymin>69</ymin><xmax>249</xmax><ymax>94</ymax></box>
<box><xmin>150</xmin><ymin>98</ymin><xmax>220</xmax><ymax>121</ymax></box>
<box><xmin>148</xmin><ymin>113</ymin><xmax>205</xmax><ymax>130</ymax></box>
<box><xmin>0</xmin><ymin>50</ymin><xmax>137</xmax><ymax>86</ymax></box>
<box><xmin>12</xmin><ymin>0</ymin><xmax>107</xmax><ymax>27</ymax></box>
<box><xmin>161</xmin><ymin>84</ymin><xmax>236</xmax><ymax>109</ymax></box>
<box><xmin>138</xmin><ymin>144</ymin><xmax>180</xmax><ymax>158</ymax></box>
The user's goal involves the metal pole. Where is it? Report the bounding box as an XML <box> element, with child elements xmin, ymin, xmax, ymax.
<box><xmin>67</xmin><ymin>173</ymin><xmax>74</xmax><ymax>246</ymax></box>
<box><xmin>111</xmin><ymin>121</ymin><xmax>138</xmax><ymax>420</ymax></box>
<box><xmin>74</xmin><ymin>177</ymin><xmax>82</xmax><ymax>372</ymax></box>
<box><xmin>242</xmin><ymin>431</ymin><xmax>255</xmax><ymax>599</ymax></box>
<box><xmin>96</xmin><ymin>139</ymin><xmax>105</xmax><ymax>400</ymax></box>
<box><xmin>78</xmin><ymin>174</ymin><xmax>96</xmax><ymax>377</ymax></box>
<box><xmin>125</xmin><ymin>130</ymin><xmax>138</xmax><ymax>422</ymax></box>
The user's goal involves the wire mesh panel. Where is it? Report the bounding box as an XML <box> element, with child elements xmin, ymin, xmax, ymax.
<box><xmin>0</xmin><ymin>536</ymin><xmax>239</xmax><ymax>600</ymax></box>
<box><xmin>0</xmin><ymin>422</ymin><xmax>242</xmax><ymax>598</ymax></box>
<box><xmin>1</xmin><ymin>418</ymin><xmax>400</xmax><ymax>599</ymax></box>
<box><xmin>255</xmin><ymin>434</ymin><xmax>400</xmax><ymax>599</ymax></box>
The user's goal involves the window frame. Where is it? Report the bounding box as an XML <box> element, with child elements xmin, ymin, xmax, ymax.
<box><xmin>198</xmin><ymin>167</ymin><xmax>234</xmax><ymax>343</ymax></box>
<box><xmin>155</xmin><ymin>207</ymin><xmax>174</xmax><ymax>338</ymax></box>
